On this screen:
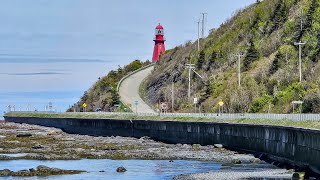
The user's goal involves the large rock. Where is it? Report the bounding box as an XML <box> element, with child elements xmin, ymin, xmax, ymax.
<box><xmin>32</xmin><ymin>144</ymin><xmax>44</xmax><ymax>149</ymax></box>
<box><xmin>0</xmin><ymin>169</ymin><xmax>12</xmax><ymax>176</ymax></box>
<box><xmin>47</xmin><ymin>130</ymin><xmax>62</xmax><ymax>136</ymax></box>
<box><xmin>16</xmin><ymin>133</ymin><xmax>32</xmax><ymax>138</ymax></box>
<box><xmin>0</xmin><ymin>155</ymin><xmax>14</xmax><ymax>160</ymax></box>
<box><xmin>15</xmin><ymin>170</ymin><xmax>30</xmax><ymax>176</ymax></box>
<box><xmin>116</xmin><ymin>166</ymin><xmax>127</xmax><ymax>173</ymax></box>
<box><xmin>214</xmin><ymin>144</ymin><xmax>223</xmax><ymax>148</ymax></box>
<box><xmin>231</xmin><ymin>159</ymin><xmax>242</xmax><ymax>164</ymax></box>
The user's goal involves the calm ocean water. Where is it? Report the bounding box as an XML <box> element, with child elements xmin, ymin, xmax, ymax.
<box><xmin>0</xmin><ymin>91</ymin><xmax>83</xmax><ymax>119</ymax></box>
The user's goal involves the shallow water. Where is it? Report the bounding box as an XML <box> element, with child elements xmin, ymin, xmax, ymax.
<box><xmin>0</xmin><ymin>159</ymin><xmax>281</xmax><ymax>180</ymax></box>
<box><xmin>0</xmin><ymin>159</ymin><xmax>221</xmax><ymax>180</ymax></box>
<box><xmin>0</xmin><ymin>154</ymin><xmax>29</xmax><ymax>158</ymax></box>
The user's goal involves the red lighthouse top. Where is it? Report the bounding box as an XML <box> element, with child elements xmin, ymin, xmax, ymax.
<box><xmin>154</xmin><ymin>23</ymin><xmax>165</xmax><ymax>42</ymax></box>
<box><xmin>156</xmin><ymin>23</ymin><xmax>164</xmax><ymax>29</ymax></box>
<box><xmin>152</xmin><ymin>23</ymin><xmax>166</xmax><ymax>62</ymax></box>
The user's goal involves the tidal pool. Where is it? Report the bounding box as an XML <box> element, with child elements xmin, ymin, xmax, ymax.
<box><xmin>0</xmin><ymin>159</ymin><xmax>279</xmax><ymax>180</ymax></box>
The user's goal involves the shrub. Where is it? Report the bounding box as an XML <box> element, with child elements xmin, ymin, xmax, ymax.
<box><xmin>303</xmin><ymin>91</ymin><xmax>320</xmax><ymax>113</ymax></box>
<box><xmin>249</xmin><ymin>94</ymin><xmax>273</xmax><ymax>113</ymax></box>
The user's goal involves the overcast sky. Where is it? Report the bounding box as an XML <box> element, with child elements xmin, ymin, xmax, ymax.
<box><xmin>0</xmin><ymin>0</ymin><xmax>256</xmax><ymax>113</ymax></box>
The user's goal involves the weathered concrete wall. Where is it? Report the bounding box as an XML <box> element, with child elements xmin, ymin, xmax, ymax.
<box><xmin>4</xmin><ymin>116</ymin><xmax>320</xmax><ymax>173</ymax></box>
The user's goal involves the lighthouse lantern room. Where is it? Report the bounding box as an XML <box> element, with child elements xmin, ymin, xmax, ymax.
<box><xmin>152</xmin><ymin>23</ymin><xmax>166</xmax><ymax>62</ymax></box>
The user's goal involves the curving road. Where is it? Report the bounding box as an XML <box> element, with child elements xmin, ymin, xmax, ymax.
<box><xmin>119</xmin><ymin>65</ymin><xmax>155</xmax><ymax>113</ymax></box>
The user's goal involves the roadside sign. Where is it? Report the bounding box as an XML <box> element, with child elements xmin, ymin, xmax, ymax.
<box><xmin>82</xmin><ymin>103</ymin><xmax>87</xmax><ymax>108</ymax></box>
<box><xmin>194</xmin><ymin>98</ymin><xmax>198</xmax><ymax>104</ymax></box>
<box><xmin>218</xmin><ymin>101</ymin><xmax>224</xmax><ymax>106</ymax></box>
<box><xmin>292</xmin><ymin>101</ymin><xmax>303</xmax><ymax>104</ymax></box>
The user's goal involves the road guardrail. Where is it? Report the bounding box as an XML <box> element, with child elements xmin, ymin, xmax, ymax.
<box><xmin>116</xmin><ymin>63</ymin><xmax>155</xmax><ymax>92</ymax></box>
<box><xmin>8</xmin><ymin>111</ymin><xmax>320</xmax><ymax>121</ymax></box>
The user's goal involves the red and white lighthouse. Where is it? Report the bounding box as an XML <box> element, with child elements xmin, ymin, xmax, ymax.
<box><xmin>152</xmin><ymin>23</ymin><xmax>166</xmax><ymax>62</ymax></box>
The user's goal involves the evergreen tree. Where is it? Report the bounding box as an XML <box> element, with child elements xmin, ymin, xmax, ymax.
<box><xmin>207</xmin><ymin>50</ymin><xmax>218</xmax><ymax>71</ymax></box>
<box><xmin>199</xmin><ymin>81</ymin><xmax>212</xmax><ymax>104</ymax></box>
<box><xmin>243</xmin><ymin>40</ymin><xmax>259</xmax><ymax>71</ymax></box>
<box><xmin>270</xmin><ymin>0</ymin><xmax>288</xmax><ymax>33</ymax></box>
<box><xmin>81</xmin><ymin>91</ymin><xmax>88</xmax><ymax>102</ymax></box>
<box><xmin>111</xmin><ymin>91</ymin><xmax>120</xmax><ymax>106</ymax></box>
<box><xmin>293</xmin><ymin>18</ymin><xmax>304</xmax><ymax>42</ymax></box>
<box><xmin>197</xmin><ymin>50</ymin><xmax>205</xmax><ymax>69</ymax></box>
<box><xmin>305</xmin><ymin>0</ymin><xmax>317</xmax><ymax>32</ymax></box>
<box><xmin>294</xmin><ymin>0</ymin><xmax>317</xmax><ymax>42</ymax></box>
<box><xmin>269</xmin><ymin>52</ymin><xmax>282</xmax><ymax>74</ymax></box>
<box><xmin>117</xmin><ymin>65</ymin><xmax>123</xmax><ymax>75</ymax></box>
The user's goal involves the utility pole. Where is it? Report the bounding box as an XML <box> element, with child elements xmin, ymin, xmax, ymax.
<box><xmin>201</xmin><ymin>13</ymin><xmax>207</xmax><ymax>38</ymax></box>
<box><xmin>235</xmin><ymin>53</ymin><xmax>244</xmax><ymax>87</ymax></box>
<box><xmin>186</xmin><ymin>64</ymin><xmax>195</xmax><ymax>98</ymax></box>
<box><xmin>197</xmin><ymin>19</ymin><xmax>200</xmax><ymax>51</ymax></box>
<box><xmin>172</xmin><ymin>82</ymin><xmax>174</xmax><ymax>112</ymax></box>
<box><xmin>167</xmin><ymin>81</ymin><xmax>175</xmax><ymax>112</ymax></box>
<box><xmin>185</xmin><ymin>63</ymin><xmax>203</xmax><ymax>98</ymax></box>
<box><xmin>294</xmin><ymin>41</ymin><xmax>306</xmax><ymax>82</ymax></box>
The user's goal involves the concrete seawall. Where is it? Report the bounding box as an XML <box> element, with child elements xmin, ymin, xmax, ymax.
<box><xmin>4</xmin><ymin>116</ymin><xmax>320</xmax><ymax>174</ymax></box>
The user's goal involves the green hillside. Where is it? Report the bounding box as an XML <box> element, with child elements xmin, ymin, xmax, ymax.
<box><xmin>68</xmin><ymin>60</ymin><xmax>150</xmax><ymax>112</ymax></box>
<box><xmin>142</xmin><ymin>0</ymin><xmax>320</xmax><ymax>113</ymax></box>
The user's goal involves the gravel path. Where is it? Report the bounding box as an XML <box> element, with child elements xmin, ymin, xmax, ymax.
<box><xmin>119</xmin><ymin>65</ymin><xmax>155</xmax><ymax>113</ymax></box>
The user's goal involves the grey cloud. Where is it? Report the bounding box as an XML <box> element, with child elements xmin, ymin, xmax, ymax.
<box><xmin>0</xmin><ymin>56</ymin><xmax>108</xmax><ymax>64</ymax></box>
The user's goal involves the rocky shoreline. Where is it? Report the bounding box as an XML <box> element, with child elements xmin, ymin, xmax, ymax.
<box><xmin>0</xmin><ymin>121</ymin><xmax>294</xmax><ymax>178</ymax></box>
<box><xmin>0</xmin><ymin>121</ymin><xmax>260</xmax><ymax>162</ymax></box>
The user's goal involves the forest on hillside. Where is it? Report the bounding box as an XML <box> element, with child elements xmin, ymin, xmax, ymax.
<box><xmin>143</xmin><ymin>0</ymin><xmax>320</xmax><ymax>113</ymax></box>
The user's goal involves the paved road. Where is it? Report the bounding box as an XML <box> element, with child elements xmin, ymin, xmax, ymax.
<box><xmin>119</xmin><ymin>65</ymin><xmax>155</xmax><ymax>113</ymax></box>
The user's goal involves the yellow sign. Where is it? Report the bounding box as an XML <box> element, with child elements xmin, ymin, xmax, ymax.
<box><xmin>82</xmin><ymin>103</ymin><xmax>87</xmax><ymax>108</ymax></box>
<box><xmin>218</xmin><ymin>101</ymin><xmax>224</xmax><ymax>106</ymax></box>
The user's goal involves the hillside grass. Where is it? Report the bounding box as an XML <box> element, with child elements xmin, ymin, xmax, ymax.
<box><xmin>143</xmin><ymin>0</ymin><xmax>320</xmax><ymax>114</ymax></box>
<box><xmin>5</xmin><ymin>112</ymin><xmax>320</xmax><ymax>130</ymax></box>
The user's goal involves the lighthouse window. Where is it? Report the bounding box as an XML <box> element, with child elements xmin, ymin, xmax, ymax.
<box><xmin>155</xmin><ymin>29</ymin><xmax>164</xmax><ymax>35</ymax></box>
